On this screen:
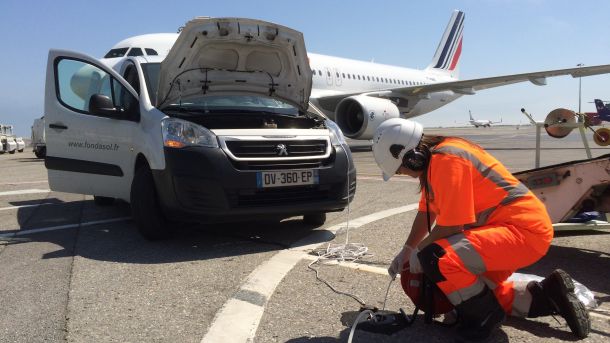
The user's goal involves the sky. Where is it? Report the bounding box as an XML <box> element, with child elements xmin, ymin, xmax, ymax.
<box><xmin>1</xmin><ymin>0</ymin><xmax>610</xmax><ymax>137</ymax></box>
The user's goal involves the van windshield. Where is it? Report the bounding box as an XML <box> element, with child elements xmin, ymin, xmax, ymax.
<box><xmin>141</xmin><ymin>63</ymin><xmax>299</xmax><ymax>116</ymax></box>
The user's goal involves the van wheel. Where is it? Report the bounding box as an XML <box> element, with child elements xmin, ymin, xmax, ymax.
<box><xmin>9</xmin><ymin>150</ymin><xmax>15</xmax><ymax>154</ymax></box>
<box><xmin>94</xmin><ymin>196</ymin><xmax>115</xmax><ymax>206</ymax></box>
<box><xmin>131</xmin><ymin>166</ymin><xmax>170</xmax><ymax>240</ymax></box>
<box><xmin>34</xmin><ymin>150</ymin><xmax>44</xmax><ymax>158</ymax></box>
<box><xmin>303</xmin><ymin>212</ymin><xmax>326</xmax><ymax>226</ymax></box>
<box><xmin>18</xmin><ymin>149</ymin><xmax>24</xmax><ymax>153</ymax></box>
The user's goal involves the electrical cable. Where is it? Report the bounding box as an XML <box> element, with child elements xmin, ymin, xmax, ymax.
<box><xmin>305</xmin><ymin>102</ymin><xmax>374</xmax><ymax>306</ymax></box>
<box><xmin>347</xmin><ymin>309</ymin><xmax>375</xmax><ymax>343</ymax></box>
<box><xmin>306</xmin><ymin>103</ymin><xmax>403</xmax><ymax>343</ymax></box>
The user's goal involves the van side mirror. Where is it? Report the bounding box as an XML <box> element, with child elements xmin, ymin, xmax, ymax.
<box><xmin>89</xmin><ymin>94</ymin><xmax>121</xmax><ymax>118</ymax></box>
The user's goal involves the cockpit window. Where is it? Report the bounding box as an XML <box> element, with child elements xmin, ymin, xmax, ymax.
<box><xmin>145</xmin><ymin>48</ymin><xmax>158</xmax><ymax>56</ymax></box>
<box><xmin>127</xmin><ymin>48</ymin><xmax>144</xmax><ymax>57</ymax></box>
<box><xmin>104</xmin><ymin>48</ymin><xmax>129</xmax><ymax>58</ymax></box>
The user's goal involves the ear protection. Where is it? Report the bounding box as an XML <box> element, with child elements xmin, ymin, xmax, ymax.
<box><xmin>402</xmin><ymin>148</ymin><xmax>430</xmax><ymax>171</ymax></box>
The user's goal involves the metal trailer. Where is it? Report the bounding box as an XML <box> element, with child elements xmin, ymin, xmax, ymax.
<box><xmin>514</xmin><ymin>154</ymin><xmax>610</xmax><ymax>232</ymax></box>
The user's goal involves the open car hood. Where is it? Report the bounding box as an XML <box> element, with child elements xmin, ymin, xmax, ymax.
<box><xmin>157</xmin><ymin>17</ymin><xmax>312</xmax><ymax>111</ymax></box>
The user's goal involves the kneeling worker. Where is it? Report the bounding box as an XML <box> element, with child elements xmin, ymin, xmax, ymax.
<box><xmin>373</xmin><ymin>118</ymin><xmax>590</xmax><ymax>341</ymax></box>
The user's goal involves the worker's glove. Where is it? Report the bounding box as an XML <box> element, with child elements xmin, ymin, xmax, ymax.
<box><xmin>409</xmin><ymin>248</ymin><xmax>423</xmax><ymax>274</ymax></box>
<box><xmin>388</xmin><ymin>245</ymin><xmax>413</xmax><ymax>279</ymax></box>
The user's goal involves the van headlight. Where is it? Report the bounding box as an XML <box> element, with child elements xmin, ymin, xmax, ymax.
<box><xmin>326</xmin><ymin>119</ymin><xmax>346</xmax><ymax>146</ymax></box>
<box><xmin>161</xmin><ymin>118</ymin><xmax>219</xmax><ymax>148</ymax></box>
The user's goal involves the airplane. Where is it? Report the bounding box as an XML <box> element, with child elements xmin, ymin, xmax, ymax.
<box><xmin>467</xmin><ymin>110</ymin><xmax>502</xmax><ymax>128</ymax></box>
<box><xmin>100</xmin><ymin>10</ymin><xmax>610</xmax><ymax>140</ymax></box>
<box><xmin>585</xmin><ymin>99</ymin><xmax>610</xmax><ymax>125</ymax></box>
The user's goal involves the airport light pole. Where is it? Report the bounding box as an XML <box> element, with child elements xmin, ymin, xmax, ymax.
<box><xmin>577</xmin><ymin>63</ymin><xmax>584</xmax><ymax>114</ymax></box>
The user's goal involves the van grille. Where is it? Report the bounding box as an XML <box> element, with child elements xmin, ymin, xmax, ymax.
<box><xmin>231</xmin><ymin>186</ymin><xmax>330</xmax><ymax>207</ymax></box>
<box><xmin>225</xmin><ymin>140</ymin><xmax>327</xmax><ymax>158</ymax></box>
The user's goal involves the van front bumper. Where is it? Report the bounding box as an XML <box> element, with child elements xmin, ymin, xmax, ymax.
<box><xmin>152</xmin><ymin>145</ymin><xmax>356</xmax><ymax>223</ymax></box>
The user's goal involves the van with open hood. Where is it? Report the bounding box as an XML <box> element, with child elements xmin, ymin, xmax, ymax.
<box><xmin>44</xmin><ymin>17</ymin><xmax>356</xmax><ymax>239</ymax></box>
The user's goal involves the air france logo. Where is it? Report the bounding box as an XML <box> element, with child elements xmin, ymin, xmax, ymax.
<box><xmin>276</xmin><ymin>144</ymin><xmax>288</xmax><ymax>156</ymax></box>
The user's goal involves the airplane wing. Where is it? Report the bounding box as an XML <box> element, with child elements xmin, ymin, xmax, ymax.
<box><xmin>313</xmin><ymin>64</ymin><xmax>610</xmax><ymax>112</ymax></box>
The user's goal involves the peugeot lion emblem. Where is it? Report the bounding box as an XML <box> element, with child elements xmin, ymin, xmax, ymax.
<box><xmin>276</xmin><ymin>144</ymin><xmax>288</xmax><ymax>156</ymax></box>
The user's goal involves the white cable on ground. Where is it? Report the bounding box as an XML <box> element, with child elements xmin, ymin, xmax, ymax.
<box><xmin>305</xmin><ymin>108</ymin><xmax>373</xmax><ymax>305</ymax></box>
<box><xmin>348</xmin><ymin>309</ymin><xmax>375</xmax><ymax>343</ymax></box>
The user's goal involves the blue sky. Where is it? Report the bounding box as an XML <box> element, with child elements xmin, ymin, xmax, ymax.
<box><xmin>1</xmin><ymin>0</ymin><xmax>610</xmax><ymax>136</ymax></box>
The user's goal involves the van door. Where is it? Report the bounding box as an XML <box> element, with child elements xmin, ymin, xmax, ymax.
<box><xmin>44</xmin><ymin>49</ymin><xmax>140</xmax><ymax>200</ymax></box>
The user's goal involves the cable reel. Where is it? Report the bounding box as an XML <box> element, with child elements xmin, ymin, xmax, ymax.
<box><xmin>544</xmin><ymin>108</ymin><xmax>576</xmax><ymax>138</ymax></box>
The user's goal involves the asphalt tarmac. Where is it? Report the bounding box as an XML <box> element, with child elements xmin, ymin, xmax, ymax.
<box><xmin>0</xmin><ymin>126</ymin><xmax>609</xmax><ymax>343</ymax></box>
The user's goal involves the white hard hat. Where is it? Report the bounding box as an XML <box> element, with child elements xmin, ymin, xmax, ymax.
<box><xmin>372</xmin><ymin>118</ymin><xmax>424</xmax><ymax>181</ymax></box>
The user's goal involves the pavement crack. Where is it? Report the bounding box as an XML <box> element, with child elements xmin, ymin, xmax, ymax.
<box><xmin>61</xmin><ymin>194</ymin><xmax>85</xmax><ymax>342</ymax></box>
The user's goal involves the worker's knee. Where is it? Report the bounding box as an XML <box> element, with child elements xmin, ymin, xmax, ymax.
<box><xmin>417</xmin><ymin>243</ymin><xmax>447</xmax><ymax>283</ymax></box>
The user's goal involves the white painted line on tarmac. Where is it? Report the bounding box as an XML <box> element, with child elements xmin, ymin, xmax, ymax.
<box><xmin>201</xmin><ymin>203</ymin><xmax>418</xmax><ymax>343</ymax></box>
<box><xmin>301</xmin><ymin>254</ymin><xmax>389</xmax><ymax>276</ymax></box>
<box><xmin>589</xmin><ymin>309</ymin><xmax>610</xmax><ymax>320</ymax></box>
<box><xmin>0</xmin><ymin>180</ymin><xmax>48</xmax><ymax>186</ymax></box>
<box><xmin>357</xmin><ymin>176</ymin><xmax>417</xmax><ymax>182</ymax></box>
<box><xmin>0</xmin><ymin>217</ymin><xmax>131</xmax><ymax>238</ymax></box>
<box><xmin>0</xmin><ymin>202</ymin><xmax>56</xmax><ymax>211</ymax></box>
<box><xmin>0</xmin><ymin>189</ymin><xmax>50</xmax><ymax>197</ymax></box>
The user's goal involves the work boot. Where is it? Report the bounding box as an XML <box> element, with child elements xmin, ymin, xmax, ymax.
<box><xmin>527</xmin><ymin>269</ymin><xmax>590</xmax><ymax>339</ymax></box>
<box><xmin>455</xmin><ymin>286</ymin><xmax>506</xmax><ymax>342</ymax></box>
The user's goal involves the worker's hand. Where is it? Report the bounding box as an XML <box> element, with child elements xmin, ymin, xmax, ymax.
<box><xmin>409</xmin><ymin>248</ymin><xmax>423</xmax><ymax>274</ymax></box>
<box><xmin>388</xmin><ymin>245</ymin><xmax>413</xmax><ymax>279</ymax></box>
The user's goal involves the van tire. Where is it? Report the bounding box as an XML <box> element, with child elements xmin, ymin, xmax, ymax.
<box><xmin>94</xmin><ymin>196</ymin><xmax>115</xmax><ymax>206</ymax></box>
<box><xmin>9</xmin><ymin>150</ymin><xmax>15</xmax><ymax>154</ymax></box>
<box><xmin>131</xmin><ymin>166</ymin><xmax>171</xmax><ymax>240</ymax></box>
<box><xmin>34</xmin><ymin>146</ymin><xmax>46</xmax><ymax>159</ymax></box>
<box><xmin>18</xmin><ymin>149</ymin><xmax>24</xmax><ymax>153</ymax></box>
<box><xmin>303</xmin><ymin>212</ymin><xmax>326</xmax><ymax>226</ymax></box>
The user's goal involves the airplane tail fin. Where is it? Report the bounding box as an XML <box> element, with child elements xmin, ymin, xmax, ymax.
<box><xmin>595</xmin><ymin>99</ymin><xmax>609</xmax><ymax>115</ymax></box>
<box><xmin>426</xmin><ymin>10</ymin><xmax>464</xmax><ymax>79</ymax></box>
<box><xmin>469</xmin><ymin>110</ymin><xmax>474</xmax><ymax>121</ymax></box>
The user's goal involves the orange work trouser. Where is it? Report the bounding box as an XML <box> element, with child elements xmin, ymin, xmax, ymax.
<box><xmin>424</xmin><ymin>223</ymin><xmax>552</xmax><ymax>317</ymax></box>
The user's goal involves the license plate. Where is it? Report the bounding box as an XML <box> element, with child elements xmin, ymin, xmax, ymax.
<box><xmin>257</xmin><ymin>170</ymin><xmax>319</xmax><ymax>188</ymax></box>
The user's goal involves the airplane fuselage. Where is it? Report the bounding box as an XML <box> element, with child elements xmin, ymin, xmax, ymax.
<box><xmin>308</xmin><ymin>53</ymin><xmax>462</xmax><ymax>119</ymax></box>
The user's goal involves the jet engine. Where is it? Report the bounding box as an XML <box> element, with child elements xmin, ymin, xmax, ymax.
<box><xmin>335</xmin><ymin>95</ymin><xmax>400</xmax><ymax>140</ymax></box>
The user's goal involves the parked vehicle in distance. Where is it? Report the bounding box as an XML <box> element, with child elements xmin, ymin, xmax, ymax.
<box><xmin>31</xmin><ymin>116</ymin><xmax>46</xmax><ymax>158</ymax></box>
<box><xmin>44</xmin><ymin>17</ymin><xmax>356</xmax><ymax>240</ymax></box>
<box><xmin>15</xmin><ymin>136</ymin><xmax>25</xmax><ymax>152</ymax></box>
<box><xmin>0</xmin><ymin>124</ymin><xmax>17</xmax><ymax>154</ymax></box>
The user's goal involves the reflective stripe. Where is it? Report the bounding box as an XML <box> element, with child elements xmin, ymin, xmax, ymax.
<box><xmin>433</xmin><ymin>145</ymin><xmax>529</xmax><ymax>228</ymax></box>
<box><xmin>511</xmin><ymin>280</ymin><xmax>532</xmax><ymax>318</ymax></box>
<box><xmin>480</xmin><ymin>275</ymin><xmax>497</xmax><ymax>290</ymax></box>
<box><xmin>447</xmin><ymin>233</ymin><xmax>486</xmax><ymax>275</ymax></box>
<box><xmin>446</xmin><ymin>278</ymin><xmax>485</xmax><ymax>305</ymax></box>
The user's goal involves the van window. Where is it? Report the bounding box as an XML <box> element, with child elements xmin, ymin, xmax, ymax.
<box><xmin>141</xmin><ymin>63</ymin><xmax>161</xmax><ymax>105</ymax></box>
<box><xmin>145</xmin><ymin>48</ymin><xmax>158</xmax><ymax>56</ymax></box>
<box><xmin>127</xmin><ymin>48</ymin><xmax>144</xmax><ymax>56</ymax></box>
<box><xmin>55</xmin><ymin>58</ymin><xmax>139</xmax><ymax>119</ymax></box>
<box><xmin>104</xmin><ymin>48</ymin><xmax>128</xmax><ymax>58</ymax></box>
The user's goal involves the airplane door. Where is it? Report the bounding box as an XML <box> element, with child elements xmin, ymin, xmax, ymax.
<box><xmin>334</xmin><ymin>68</ymin><xmax>342</xmax><ymax>86</ymax></box>
<box><xmin>44</xmin><ymin>49</ymin><xmax>139</xmax><ymax>200</ymax></box>
<box><xmin>324</xmin><ymin>67</ymin><xmax>333</xmax><ymax>86</ymax></box>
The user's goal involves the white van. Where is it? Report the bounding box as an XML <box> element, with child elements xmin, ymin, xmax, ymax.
<box><xmin>44</xmin><ymin>17</ymin><xmax>356</xmax><ymax>240</ymax></box>
<box><xmin>32</xmin><ymin>116</ymin><xmax>46</xmax><ymax>158</ymax></box>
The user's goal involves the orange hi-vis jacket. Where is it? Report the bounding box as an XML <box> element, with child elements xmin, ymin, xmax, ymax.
<box><xmin>418</xmin><ymin>137</ymin><xmax>553</xmax><ymax>254</ymax></box>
